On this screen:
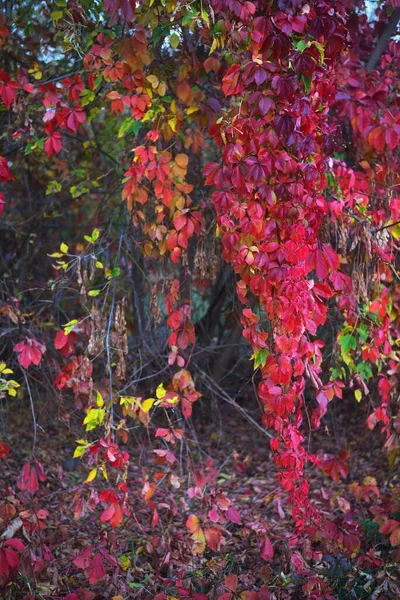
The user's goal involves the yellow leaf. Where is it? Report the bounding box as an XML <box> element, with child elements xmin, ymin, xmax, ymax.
<box><xmin>96</xmin><ymin>391</ymin><xmax>104</xmax><ymax>407</ymax></box>
<box><xmin>354</xmin><ymin>389</ymin><xmax>362</xmax><ymax>402</ymax></box>
<box><xmin>209</xmin><ymin>37</ymin><xmax>219</xmax><ymax>55</ymax></box>
<box><xmin>158</xmin><ymin>82</ymin><xmax>166</xmax><ymax>96</ymax></box>
<box><xmin>142</xmin><ymin>397</ymin><xmax>156</xmax><ymax>413</ymax></box>
<box><xmin>156</xmin><ymin>383</ymin><xmax>166</xmax><ymax>399</ymax></box>
<box><xmin>60</xmin><ymin>243</ymin><xmax>69</xmax><ymax>253</ymax></box>
<box><xmin>186</xmin><ymin>106</ymin><xmax>200</xmax><ymax>115</ymax></box>
<box><xmin>86</xmin><ymin>468</ymin><xmax>97</xmax><ymax>483</ymax></box>
<box><xmin>390</xmin><ymin>222</ymin><xmax>400</xmax><ymax>239</ymax></box>
<box><xmin>170</xmin><ymin>99</ymin><xmax>177</xmax><ymax>114</ymax></box>
<box><xmin>8</xmin><ymin>387</ymin><xmax>17</xmax><ymax>397</ymax></box>
<box><xmin>166</xmin><ymin>395</ymin><xmax>179</xmax><ymax>405</ymax></box>
<box><xmin>191</xmin><ymin>528</ymin><xmax>206</xmax><ymax>554</ymax></box>
<box><xmin>168</xmin><ymin>118</ymin><xmax>177</xmax><ymax>132</ymax></box>
<box><xmin>120</xmin><ymin>396</ymin><xmax>135</xmax><ymax>407</ymax></box>
<box><xmin>146</xmin><ymin>74</ymin><xmax>159</xmax><ymax>89</ymax></box>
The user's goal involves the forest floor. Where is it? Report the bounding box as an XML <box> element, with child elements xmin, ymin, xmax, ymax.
<box><xmin>0</xmin><ymin>395</ymin><xmax>399</xmax><ymax>600</ymax></box>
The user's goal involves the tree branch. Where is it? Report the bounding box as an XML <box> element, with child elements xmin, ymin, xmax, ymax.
<box><xmin>366</xmin><ymin>8</ymin><xmax>400</xmax><ymax>72</ymax></box>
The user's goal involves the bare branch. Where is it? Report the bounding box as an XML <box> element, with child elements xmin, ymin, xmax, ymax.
<box><xmin>366</xmin><ymin>8</ymin><xmax>400</xmax><ymax>72</ymax></box>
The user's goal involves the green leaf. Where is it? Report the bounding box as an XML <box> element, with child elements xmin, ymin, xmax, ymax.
<box><xmin>118</xmin><ymin>118</ymin><xmax>142</xmax><ymax>138</ymax></box>
<box><xmin>80</xmin><ymin>89</ymin><xmax>95</xmax><ymax>107</ymax></box>
<box><xmin>88</xmin><ymin>289</ymin><xmax>101</xmax><ymax>297</ymax></box>
<box><xmin>252</xmin><ymin>348</ymin><xmax>269</xmax><ymax>370</ymax></box>
<box><xmin>51</xmin><ymin>10</ymin><xmax>64</xmax><ymax>21</ymax></box>
<box><xmin>294</xmin><ymin>40</ymin><xmax>309</xmax><ymax>53</ymax></box>
<box><xmin>356</xmin><ymin>361</ymin><xmax>373</xmax><ymax>381</ymax></box>
<box><xmin>93</xmin><ymin>75</ymin><xmax>103</xmax><ymax>90</ymax></box>
<box><xmin>46</xmin><ymin>181</ymin><xmax>62</xmax><ymax>195</ymax></box>
<box><xmin>302</xmin><ymin>75</ymin><xmax>312</xmax><ymax>94</ymax></box>
<box><xmin>182</xmin><ymin>8</ymin><xmax>197</xmax><ymax>26</ymax></box>
<box><xmin>357</xmin><ymin>324</ymin><xmax>369</xmax><ymax>343</ymax></box>
<box><xmin>152</xmin><ymin>24</ymin><xmax>169</xmax><ymax>45</ymax></box>
<box><xmin>339</xmin><ymin>334</ymin><xmax>357</xmax><ymax>354</ymax></box>
<box><xmin>91</xmin><ymin>228</ymin><xmax>100</xmax><ymax>242</ymax></box>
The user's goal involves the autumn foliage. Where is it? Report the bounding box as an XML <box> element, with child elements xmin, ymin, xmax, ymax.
<box><xmin>0</xmin><ymin>1</ymin><xmax>400</xmax><ymax>598</ymax></box>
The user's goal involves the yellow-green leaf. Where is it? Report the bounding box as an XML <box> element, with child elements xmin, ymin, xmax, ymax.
<box><xmin>170</xmin><ymin>33</ymin><xmax>180</xmax><ymax>49</ymax></box>
<box><xmin>156</xmin><ymin>383</ymin><xmax>166</xmax><ymax>399</ymax></box>
<box><xmin>85</xmin><ymin>468</ymin><xmax>97</xmax><ymax>483</ymax></box>
<box><xmin>60</xmin><ymin>243</ymin><xmax>69</xmax><ymax>253</ymax></box>
<box><xmin>141</xmin><ymin>397</ymin><xmax>156</xmax><ymax>413</ymax></box>
<box><xmin>96</xmin><ymin>391</ymin><xmax>104</xmax><ymax>407</ymax></box>
<box><xmin>73</xmin><ymin>445</ymin><xmax>87</xmax><ymax>458</ymax></box>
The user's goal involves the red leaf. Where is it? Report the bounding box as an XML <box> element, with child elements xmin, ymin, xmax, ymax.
<box><xmin>0</xmin><ymin>441</ymin><xmax>10</xmax><ymax>458</ymax></box>
<box><xmin>14</xmin><ymin>338</ymin><xmax>46</xmax><ymax>368</ymax></box>
<box><xmin>54</xmin><ymin>330</ymin><xmax>68</xmax><ymax>349</ymax></box>
<box><xmin>224</xmin><ymin>573</ymin><xmax>238</xmax><ymax>592</ymax></box>
<box><xmin>120</xmin><ymin>0</ymin><xmax>135</xmax><ymax>22</ymax></box>
<box><xmin>205</xmin><ymin>527</ymin><xmax>222</xmax><ymax>551</ymax></box>
<box><xmin>227</xmin><ymin>506</ymin><xmax>242</xmax><ymax>524</ymax></box>
<box><xmin>0</xmin><ymin>550</ymin><xmax>9</xmax><ymax>575</ymax></box>
<box><xmin>4</xmin><ymin>539</ymin><xmax>25</xmax><ymax>552</ymax></box>
<box><xmin>390</xmin><ymin>526</ymin><xmax>400</xmax><ymax>547</ymax></box>
<box><xmin>44</xmin><ymin>131</ymin><xmax>62</xmax><ymax>157</ymax></box>
<box><xmin>4</xmin><ymin>548</ymin><xmax>19</xmax><ymax>568</ymax></box>
<box><xmin>73</xmin><ymin>546</ymin><xmax>92</xmax><ymax>570</ymax></box>
<box><xmin>343</xmin><ymin>534</ymin><xmax>360</xmax><ymax>554</ymax></box>
<box><xmin>17</xmin><ymin>462</ymin><xmax>39</xmax><ymax>494</ymax></box>
<box><xmin>315</xmin><ymin>249</ymin><xmax>329</xmax><ymax>280</ymax></box>
<box><xmin>260</xmin><ymin>536</ymin><xmax>274</xmax><ymax>561</ymax></box>
<box><xmin>87</xmin><ymin>554</ymin><xmax>106</xmax><ymax>584</ymax></box>
<box><xmin>0</xmin><ymin>156</ymin><xmax>15</xmax><ymax>183</ymax></box>
<box><xmin>222</xmin><ymin>64</ymin><xmax>243</xmax><ymax>97</ymax></box>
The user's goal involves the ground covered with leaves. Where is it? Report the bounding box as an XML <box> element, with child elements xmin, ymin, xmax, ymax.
<box><xmin>0</xmin><ymin>396</ymin><xmax>399</xmax><ymax>600</ymax></box>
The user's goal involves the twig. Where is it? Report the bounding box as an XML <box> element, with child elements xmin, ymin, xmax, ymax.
<box><xmin>199</xmin><ymin>370</ymin><xmax>273</xmax><ymax>439</ymax></box>
<box><xmin>23</xmin><ymin>370</ymin><xmax>37</xmax><ymax>455</ymax></box>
